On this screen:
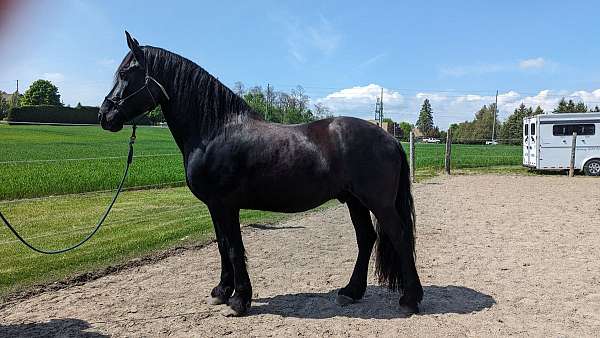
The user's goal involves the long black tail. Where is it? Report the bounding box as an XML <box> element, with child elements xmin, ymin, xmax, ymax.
<box><xmin>374</xmin><ymin>146</ymin><xmax>416</xmax><ymax>291</ymax></box>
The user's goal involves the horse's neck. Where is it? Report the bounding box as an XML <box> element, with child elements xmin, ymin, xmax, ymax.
<box><xmin>160</xmin><ymin>89</ymin><xmax>254</xmax><ymax>156</ymax></box>
<box><xmin>151</xmin><ymin>58</ymin><xmax>258</xmax><ymax>154</ymax></box>
<box><xmin>160</xmin><ymin>103</ymin><xmax>189</xmax><ymax>153</ymax></box>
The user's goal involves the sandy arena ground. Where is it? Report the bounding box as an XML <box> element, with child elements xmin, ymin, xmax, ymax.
<box><xmin>1</xmin><ymin>174</ymin><xmax>599</xmax><ymax>337</ymax></box>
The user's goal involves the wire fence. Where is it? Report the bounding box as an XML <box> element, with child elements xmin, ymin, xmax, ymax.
<box><xmin>407</xmin><ymin>132</ymin><xmax>525</xmax><ymax>180</ymax></box>
<box><xmin>0</xmin><ymin>153</ymin><xmax>181</xmax><ymax>165</ymax></box>
<box><xmin>0</xmin><ymin>136</ymin><xmax>526</xmax><ymax>201</ymax></box>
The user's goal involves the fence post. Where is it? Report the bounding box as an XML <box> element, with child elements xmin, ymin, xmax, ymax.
<box><xmin>445</xmin><ymin>128</ymin><xmax>452</xmax><ymax>175</ymax></box>
<box><xmin>569</xmin><ymin>131</ymin><xmax>577</xmax><ymax>177</ymax></box>
<box><xmin>409</xmin><ymin>131</ymin><xmax>415</xmax><ymax>183</ymax></box>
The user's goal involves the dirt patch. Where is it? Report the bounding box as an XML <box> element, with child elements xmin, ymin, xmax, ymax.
<box><xmin>1</xmin><ymin>174</ymin><xmax>599</xmax><ymax>337</ymax></box>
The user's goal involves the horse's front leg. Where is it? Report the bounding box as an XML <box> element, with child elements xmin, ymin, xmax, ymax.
<box><xmin>208</xmin><ymin>205</ymin><xmax>252</xmax><ymax>316</ymax></box>
<box><xmin>208</xmin><ymin>223</ymin><xmax>234</xmax><ymax>305</ymax></box>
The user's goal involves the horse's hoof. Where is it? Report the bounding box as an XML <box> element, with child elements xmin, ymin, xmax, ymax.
<box><xmin>207</xmin><ymin>296</ymin><xmax>226</xmax><ymax>305</ymax></box>
<box><xmin>220</xmin><ymin>306</ymin><xmax>243</xmax><ymax>317</ymax></box>
<box><xmin>399</xmin><ymin>303</ymin><xmax>419</xmax><ymax>316</ymax></box>
<box><xmin>335</xmin><ymin>294</ymin><xmax>355</xmax><ymax>307</ymax></box>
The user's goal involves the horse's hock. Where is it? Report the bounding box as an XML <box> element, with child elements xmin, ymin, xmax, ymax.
<box><xmin>1</xmin><ymin>174</ymin><xmax>599</xmax><ymax>337</ymax></box>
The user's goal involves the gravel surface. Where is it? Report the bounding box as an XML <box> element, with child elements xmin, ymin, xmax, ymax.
<box><xmin>1</xmin><ymin>174</ymin><xmax>599</xmax><ymax>337</ymax></box>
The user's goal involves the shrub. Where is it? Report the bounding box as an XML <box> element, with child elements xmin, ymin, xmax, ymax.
<box><xmin>6</xmin><ymin>105</ymin><xmax>152</xmax><ymax>125</ymax></box>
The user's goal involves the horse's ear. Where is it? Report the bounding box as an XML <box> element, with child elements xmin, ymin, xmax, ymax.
<box><xmin>125</xmin><ymin>30</ymin><xmax>145</xmax><ymax>67</ymax></box>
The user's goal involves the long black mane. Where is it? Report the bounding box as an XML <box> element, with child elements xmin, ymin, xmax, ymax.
<box><xmin>142</xmin><ymin>46</ymin><xmax>262</xmax><ymax>138</ymax></box>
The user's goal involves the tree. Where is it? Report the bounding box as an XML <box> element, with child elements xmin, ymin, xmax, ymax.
<box><xmin>452</xmin><ymin>104</ymin><xmax>500</xmax><ymax>143</ymax></box>
<box><xmin>416</xmin><ymin>99</ymin><xmax>434</xmax><ymax>136</ymax></box>
<box><xmin>233</xmin><ymin>81</ymin><xmax>245</xmax><ymax>96</ymax></box>
<box><xmin>147</xmin><ymin>105</ymin><xmax>165</xmax><ymax>123</ymax></box>
<box><xmin>20</xmin><ymin>80</ymin><xmax>61</xmax><ymax>106</ymax></box>
<box><xmin>0</xmin><ymin>96</ymin><xmax>8</xmax><ymax>120</ymax></box>
<box><xmin>313</xmin><ymin>102</ymin><xmax>333</xmax><ymax>119</ymax></box>
<box><xmin>575</xmin><ymin>101</ymin><xmax>588</xmax><ymax>112</ymax></box>
<box><xmin>398</xmin><ymin>122</ymin><xmax>413</xmax><ymax>141</ymax></box>
<box><xmin>554</xmin><ymin>97</ymin><xmax>587</xmax><ymax>113</ymax></box>
<box><xmin>243</xmin><ymin>86</ymin><xmax>267</xmax><ymax>119</ymax></box>
<box><xmin>500</xmin><ymin>103</ymin><xmax>534</xmax><ymax>144</ymax></box>
<box><xmin>592</xmin><ymin>106</ymin><xmax>600</xmax><ymax>112</ymax></box>
<box><xmin>75</xmin><ymin>102</ymin><xmax>83</xmax><ymax>109</ymax></box>
<box><xmin>9</xmin><ymin>91</ymin><xmax>21</xmax><ymax>109</ymax></box>
<box><xmin>533</xmin><ymin>105</ymin><xmax>544</xmax><ymax>115</ymax></box>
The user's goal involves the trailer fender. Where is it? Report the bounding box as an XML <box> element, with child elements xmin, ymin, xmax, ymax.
<box><xmin>581</xmin><ymin>156</ymin><xmax>600</xmax><ymax>169</ymax></box>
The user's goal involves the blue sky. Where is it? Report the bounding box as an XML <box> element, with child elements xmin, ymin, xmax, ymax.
<box><xmin>2</xmin><ymin>0</ymin><xmax>600</xmax><ymax>128</ymax></box>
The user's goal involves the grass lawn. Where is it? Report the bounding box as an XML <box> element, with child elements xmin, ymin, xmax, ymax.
<box><xmin>0</xmin><ymin>185</ymin><xmax>337</xmax><ymax>301</ymax></box>
<box><xmin>0</xmin><ymin>124</ymin><xmax>184</xmax><ymax>200</ymax></box>
<box><xmin>1</xmin><ymin>124</ymin><xmax>524</xmax><ymax>200</ymax></box>
<box><xmin>401</xmin><ymin>142</ymin><xmax>523</xmax><ymax>169</ymax></box>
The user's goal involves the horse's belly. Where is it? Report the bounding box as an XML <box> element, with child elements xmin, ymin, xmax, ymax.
<box><xmin>242</xmin><ymin>177</ymin><xmax>336</xmax><ymax>212</ymax></box>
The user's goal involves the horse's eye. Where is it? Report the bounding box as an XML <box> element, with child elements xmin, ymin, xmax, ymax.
<box><xmin>118</xmin><ymin>70</ymin><xmax>127</xmax><ymax>78</ymax></box>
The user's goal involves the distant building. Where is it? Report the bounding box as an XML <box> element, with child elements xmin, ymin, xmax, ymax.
<box><xmin>0</xmin><ymin>90</ymin><xmax>19</xmax><ymax>107</ymax></box>
<box><xmin>0</xmin><ymin>91</ymin><xmax>12</xmax><ymax>102</ymax></box>
<box><xmin>368</xmin><ymin>119</ymin><xmax>401</xmax><ymax>138</ymax></box>
<box><xmin>412</xmin><ymin>127</ymin><xmax>425</xmax><ymax>138</ymax></box>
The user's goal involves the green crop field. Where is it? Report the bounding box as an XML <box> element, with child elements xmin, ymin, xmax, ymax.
<box><xmin>0</xmin><ymin>124</ymin><xmax>524</xmax><ymax>200</ymax></box>
<box><xmin>402</xmin><ymin>142</ymin><xmax>523</xmax><ymax>169</ymax></box>
<box><xmin>0</xmin><ymin>124</ymin><xmax>184</xmax><ymax>200</ymax></box>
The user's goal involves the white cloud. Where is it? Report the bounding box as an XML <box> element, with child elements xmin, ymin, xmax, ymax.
<box><xmin>41</xmin><ymin>72</ymin><xmax>65</xmax><ymax>83</ymax></box>
<box><xmin>316</xmin><ymin>84</ymin><xmax>405</xmax><ymax>119</ymax></box>
<box><xmin>275</xmin><ymin>13</ymin><xmax>341</xmax><ymax>64</ymax></box>
<box><xmin>441</xmin><ymin>57</ymin><xmax>555</xmax><ymax>77</ymax></box>
<box><xmin>440</xmin><ymin>64</ymin><xmax>508</xmax><ymax>77</ymax></box>
<box><xmin>316</xmin><ymin>86</ymin><xmax>600</xmax><ymax>128</ymax></box>
<box><xmin>358</xmin><ymin>53</ymin><xmax>387</xmax><ymax>68</ymax></box>
<box><xmin>519</xmin><ymin>57</ymin><xmax>545</xmax><ymax>69</ymax></box>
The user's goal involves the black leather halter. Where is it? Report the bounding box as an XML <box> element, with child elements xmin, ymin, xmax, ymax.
<box><xmin>104</xmin><ymin>68</ymin><xmax>170</xmax><ymax>120</ymax></box>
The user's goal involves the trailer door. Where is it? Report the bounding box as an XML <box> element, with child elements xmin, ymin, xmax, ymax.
<box><xmin>523</xmin><ymin>118</ymin><xmax>531</xmax><ymax>166</ymax></box>
<box><xmin>529</xmin><ymin>120</ymin><xmax>537</xmax><ymax>167</ymax></box>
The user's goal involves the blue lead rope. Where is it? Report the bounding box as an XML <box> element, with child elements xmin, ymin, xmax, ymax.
<box><xmin>0</xmin><ymin>124</ymin><xmax>137</xmax><ymax>254</ymax></box>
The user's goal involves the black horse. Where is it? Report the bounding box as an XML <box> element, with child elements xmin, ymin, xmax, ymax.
<box><xmin>99</xmin><ymin>32</ymin><xmax>423</xmax><ymax>317</ymax></box>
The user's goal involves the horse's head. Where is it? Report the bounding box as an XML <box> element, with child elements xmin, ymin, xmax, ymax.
<box><xmin>99</xmin><ymin>31</ymin><xmax>168</xmax><ymax>132</ymax></box>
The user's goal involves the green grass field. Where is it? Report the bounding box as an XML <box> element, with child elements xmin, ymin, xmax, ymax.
<box><xmin>1</xmin><ymin>124</ymin><xmax>523</xmax><ymax>200</ymax></box>
<box><xmin>402</xmin><ymin>142</ymin><xmax>523</xmax><ymax>169</ymax></box>
<box><xmin>1</xmin><ymin>124</ymin><xmax>185</xmax><ymax>200</ymax></box>
<box><xmin>0</xmin><ymin>185</ymin><xmax>337</xmax><ymax>300</ymax></box>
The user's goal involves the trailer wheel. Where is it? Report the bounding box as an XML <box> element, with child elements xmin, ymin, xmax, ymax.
<box><xmin>583</xmin><ymin>159</ymin><xmax>600</xmax><ymax>176</ymax></box>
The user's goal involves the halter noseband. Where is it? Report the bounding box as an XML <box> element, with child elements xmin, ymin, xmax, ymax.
<box><xmin>105</xmin><ymin>68</ymin><xmax>170</xmax><ymax>120</ymax></box>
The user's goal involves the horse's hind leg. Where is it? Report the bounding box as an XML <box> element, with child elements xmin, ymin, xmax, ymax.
<box><xmin>372</xmin><ymin>205</ymin><xmax>423</xmax><ymax>314</ymax></box>
<box><xmin>336</xmin><ymin>195</ymin><xmax>377</xmax><ymax>306</ymax></box>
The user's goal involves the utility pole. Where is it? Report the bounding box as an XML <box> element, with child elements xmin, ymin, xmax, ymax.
<box><xmin>492</xmin><ymin>90</ymin><xmax>498</xmax><ymax>141</ymax></box>
<box><xmin>379</xmin><ymin>87</ymin><xmax>384</xmax><ymax>126</ymax></box>
<box><xmin>374</xmin><ymin>98</ymin><xmax>380</xmax><ymax>125</ymax></box>
<box><xmin>266</xmin><ymin>83</ymin><xmax>270</xmax><ymax>121</ymax></box>
<box><xmin>374</xmin><ymin>88</ymin><xmax>385</xmax><ymax>128</ymax></box>
<box><xmin>16</xmin><ymin>80</ymin><xmax>19</xmax><ymax>93</ymax></box>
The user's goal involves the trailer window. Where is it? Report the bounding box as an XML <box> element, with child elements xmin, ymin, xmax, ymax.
<box><xmin>524</xmin><ymin>124</ymin><xmax>529</xmax><ymax>136</ymax></box>
<box><xmin>530</xmin><ymin>123</ymin><xmax>536</xmax><ymax>135</ymax></box>
<box><xmin>552</xmin><ymin>124</ymin><xmax>595</xmax><ymax>136</ymax></box>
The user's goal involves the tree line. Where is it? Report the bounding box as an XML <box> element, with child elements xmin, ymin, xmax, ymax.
<box><xmin>3</xmin><ymin>78</ymin><xmax>598</xmax><ymax>144</ymax></box>
<box><xmin>146</xmin><ymin>83</ymin><xmax>334</xmax><ymax>125</ymax></box>
<box><xmin>410</xmin><ymin>96</ymin><xmax>600</xmax><ymax>144</ymax></box>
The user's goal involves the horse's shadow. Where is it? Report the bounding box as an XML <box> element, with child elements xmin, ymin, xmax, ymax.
<box><xmin>0</xmin><ymin>318</ymin><xmax>107</xmax><ymax>338</ymax></box>
<box><xmin>251</xmin><ymin>285</ymin><xmax>495</xmax><ymax>319</ymax></box>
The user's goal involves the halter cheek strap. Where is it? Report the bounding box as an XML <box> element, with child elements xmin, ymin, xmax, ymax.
<box><xmin>105</xmin><ymin>70</ymin><xmax>170</xmax><ymax>121</ymax></box>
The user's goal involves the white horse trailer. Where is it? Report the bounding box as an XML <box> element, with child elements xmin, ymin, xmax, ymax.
<box><xmin>523</xmin><ymin>112</ymin><xmax>600</xmax><ymax>175</ymax></box>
